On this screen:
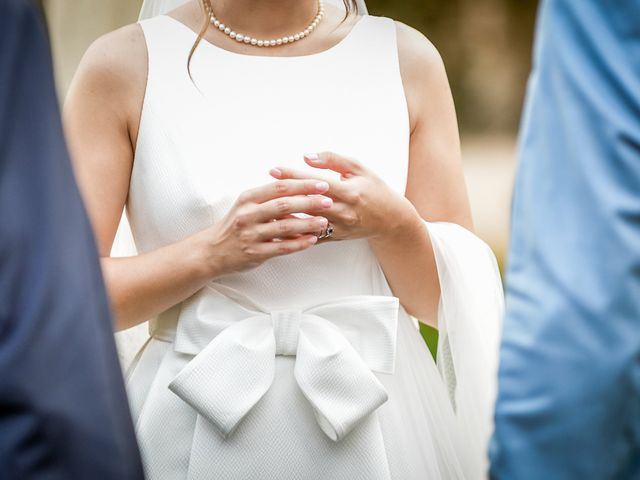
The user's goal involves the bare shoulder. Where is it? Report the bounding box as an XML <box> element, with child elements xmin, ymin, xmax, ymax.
<box><xmin>392</xmin><ymin>20</ymin><xmax>452</xmax><ymax>132</ymax></box>
<box><xmin>66</xmin><ymin>22</ymin><xmax>147</xmax><ymax>129</ymax></box>
<box><xmin>393</xmin><ymin>20</ymin><xmax>445</xmax><ymax>76</ymax></box>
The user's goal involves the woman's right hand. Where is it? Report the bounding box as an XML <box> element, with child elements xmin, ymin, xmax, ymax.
<box><xmin>200</xmin><ymin>178</ymin><xmax>334</xmax><ymax>275</ymax></box>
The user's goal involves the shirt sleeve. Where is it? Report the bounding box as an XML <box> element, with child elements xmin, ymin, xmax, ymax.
<box><xmin>490</xmin><ymin>1</ymin><xmax>640</xmax><ymax>478</ymax></box>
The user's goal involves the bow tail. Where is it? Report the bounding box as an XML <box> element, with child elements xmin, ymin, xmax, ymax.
<box><xmin>168</xmin><ymin>316</ymin><xmax>275</xmax><ymax>438</ymax></box>
<box><xmin>294</xmin><ymin>317</ymin><xmax>389</xmax><ymax>441</ymax></box>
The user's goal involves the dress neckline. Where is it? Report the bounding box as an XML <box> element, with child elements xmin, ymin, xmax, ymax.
<box><xmin>159</xmin><ymin>13</ymin><xmax>369</xmax><ymax>61</ymax></box>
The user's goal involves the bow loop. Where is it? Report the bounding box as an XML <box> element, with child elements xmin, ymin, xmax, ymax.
<box><xmin>295</xmin><ymin>315</ymin><xmax>389</xmax><ymax>441</ymax></box>
<box><xmin>166</xmin><ymin>284</ymin><xmax>399</xmax><ymax>441</ymax></box>
<box><xmin>168</xmin><ymin>315</ymin><xmax>275</xmax><ymax>438</ymax></box>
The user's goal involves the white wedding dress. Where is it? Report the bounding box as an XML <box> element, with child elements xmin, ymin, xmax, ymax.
<box><xmin>121</xmin><ymin>8</ymin><xmax>504</xmax><ymax>480</ymax></box>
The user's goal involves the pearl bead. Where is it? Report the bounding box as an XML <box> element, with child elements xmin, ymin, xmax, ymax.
<box><xmin>209</xmin><ymin>0</ymin><xmax>324</xmax><ymax>48</ymax></box>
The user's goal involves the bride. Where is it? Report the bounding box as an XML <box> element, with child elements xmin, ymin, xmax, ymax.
<box><xmin>63</xmin><ymin>0</ymin><xmax>503</xmax><ymax>478</ymax></box>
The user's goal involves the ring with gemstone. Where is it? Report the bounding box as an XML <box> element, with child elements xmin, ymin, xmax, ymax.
<box><xmin>317</xmin><ymin>222</ymin><xmax>334</xmax><ymax>239</ymax></box>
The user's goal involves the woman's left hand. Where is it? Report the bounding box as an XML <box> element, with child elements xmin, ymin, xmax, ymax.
<box><xmin>268</xmin><ymin>151</ymin><xmax>421</xmax><ymax>242</ymax></box>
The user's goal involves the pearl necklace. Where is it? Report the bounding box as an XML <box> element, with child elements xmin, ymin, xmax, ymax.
<box><xmin>205</xmin><ymin>0</ymin><xmax>325</xmax><ymax>47</ymax></box>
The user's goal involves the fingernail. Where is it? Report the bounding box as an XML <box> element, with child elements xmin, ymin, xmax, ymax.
<box><xmin>315</xmin><ymin>181</ymin><xmax>329</xmax><ymax>191</ymax></box>
<box><xmin>305</xmin><ymin>153</ymin><xmax>320</xmax><ymax>162</ymax></box>
<box><xmin>270</xmin><ymin>168</ymin><xmax>282</xmax><ymax>176</ymax></box>
<box><xmin>317</xmin><ymin>217</ymin><xmax>328</xmax><ymax>226</ymax></box>
<box><xmin>321</xmin><ymin>197</ymin><xmax>333</xmax><ymax>207</ymax></box>
<box><xmin>308</xmin><ymin>235</ymin><xmax>318</xmax><ymax>244</ymax></box>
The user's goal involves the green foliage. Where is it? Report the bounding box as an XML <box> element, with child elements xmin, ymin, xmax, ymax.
<box><xmin>419</xmin><ymin>321</ymin><xmax>439</xmax><ymax>361</ymax></box>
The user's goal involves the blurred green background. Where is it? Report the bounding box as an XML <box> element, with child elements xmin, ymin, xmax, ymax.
<box><xmin>42</xmin><ymin>0</ymin><xmax>539</xmax><ymax>362</ymax></box>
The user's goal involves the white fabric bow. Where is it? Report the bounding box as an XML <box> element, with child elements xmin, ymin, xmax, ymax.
<box><xmin>168</xmin><ymin>284</ymin><xmax>399</xmax><ymax>441</ymax></box>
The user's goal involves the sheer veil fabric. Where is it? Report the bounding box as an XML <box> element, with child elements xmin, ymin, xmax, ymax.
<box><xmin>114</xmin><ymin>0</ymin><xmax>504</xmax><ymax>478</ymax></box>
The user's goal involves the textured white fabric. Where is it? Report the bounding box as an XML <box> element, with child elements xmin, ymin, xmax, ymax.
<box><xmin>124</xmin><ymin>11</ymin><xmax>504</xmax><ymax>480</ymax></box>
<box><xmin>166</xmin><ymin>285</ymin><xmax>398</xmax><ymax>441</ymax></box>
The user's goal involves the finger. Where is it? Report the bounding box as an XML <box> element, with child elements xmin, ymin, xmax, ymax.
<box><xmin>256</xmin><ymin>216</ymin><xmax>328</xmax><ymax>241</ymax></box>
<box><xmin>269</xmin><ymin>166</ymin><xmax>351</xmax><ymax>199</ymax></box>
<box><xmin>255</xmin><ymin>194</ymin><xmax>333</xmax><ymax>222</ymax></box>
<box><xmin>254</xmin><ymin>234</ymin><xmax>319</xmax><ymax>258</ymax></box>
<box><xmin>240</xmin><ymin>178</ymin><xmax>330</xmax><ymax>204</ymax></box>
<box><xmin>303</xmin><ymin>151</ymin><xmax>364</xmax><ymax>176</ymax></box>
<box><xmin>267</xmin><ymin>215</ymin><xmax>303</xmax><ymax>239</ymax></box>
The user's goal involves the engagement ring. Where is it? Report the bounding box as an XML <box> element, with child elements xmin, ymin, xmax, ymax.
<box><xmin>317</xmin><ymin>222</ymin><xmax>334</xmax><ymax>239</ymax></box>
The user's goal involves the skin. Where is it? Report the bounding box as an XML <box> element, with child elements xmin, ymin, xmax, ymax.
<box><xmin>63</xmin><ymin>0</ymin><xmax>472</xmax><ymax>331</ymax></box>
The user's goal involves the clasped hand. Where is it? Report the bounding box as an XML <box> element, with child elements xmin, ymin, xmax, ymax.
<box><xmin>206</xmin><ymin>151</ymin><xmax>416</xmax><ymax>275</ymax></box>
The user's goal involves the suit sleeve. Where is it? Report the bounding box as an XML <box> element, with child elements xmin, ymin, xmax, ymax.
<box><xmin>0</xmin><ymin>1</ymin><xmax>144</xmax><ymax>478</ymax></box>
<box><xmin>490</xmin><ymin>1</ymin><xmax>640</xmax><ymax>478</ymax></box>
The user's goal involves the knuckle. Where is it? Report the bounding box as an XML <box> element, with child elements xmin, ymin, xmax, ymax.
<box><xmin>237</xmin><ymin>190</ymin><xmax>253</xmax><ymax>204</ymax></box>
<box><xmin>275</xmin><ymin>198</ymin><xmax>290</xmax><ymax>213</ymax></box>
<box><xmin>274</xmin><ymin>181</ymin><xmax>289</xmax><ymax>194</ymax></box>
<box><xmin>313</xmin><ymin>197</ymin><xmax>326</xmax><ymax>208</ymax></box>
<box><xmin>343</xmin><ymin>212</ymin><xmax>359</xmax><ymax>226</ymax></box>
<box><xmin>298</xmin><ymin>238</ymin><xmax>312</xmax><ymax>250</ymax></box>
<box><xmin>345</xmin><ymin>189</ymin><xmax>360</xmax><ymax>204</ymax></box>
<box><xmin>277</xmin><ymin>243</ymin><xmax>292</xmax><ymax>255</ymax></box>
<box><xmin>322</xmin><ymin>151</ymin><xmax>335</xmax><ymax>162</ymax></box>
<box><xmin>244</xmin><ymin>247</ymin><xmax>262</xmax><ymax>264</ymax></box>
<box><xmin>242</xmin><ymin>242</ymin><xmax>264</xmax><ymax>259</ymax></box>
<box><xmin>278</xmin><ymin>221</ymin><xmax>292</xmax><ymax>234</ymax></box>
<box><xmin>233</xmin><ymin>210</ymin><xmax>251</xmax><ymax>229</ymax></box>
<box><xmin>238</xmin><ymin>228</ymin><xmax>255</xmax><ymax>243</ymax></box>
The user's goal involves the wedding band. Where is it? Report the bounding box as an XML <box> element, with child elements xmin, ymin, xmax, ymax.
<box><xmin>317</xmin><ymin>222</ymin><xmax>334</xmax><ymax>239</ymax></box>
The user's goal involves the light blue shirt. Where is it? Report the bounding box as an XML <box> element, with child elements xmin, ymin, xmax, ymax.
<box><xmin>490</xmin><ymin>1</ymin><xmax>640</xmax><ymax>478</ymax></box>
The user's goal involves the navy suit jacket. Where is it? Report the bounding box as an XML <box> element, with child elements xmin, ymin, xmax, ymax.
<box><xmin>491</xmin><ymin>1</ymin><xmax>640</xmax><ymax>478</ymax></box>
<box><xmin>0</xmin><ymin>0</ymin><xmax>144</xmax><ymax>478</ymax></box>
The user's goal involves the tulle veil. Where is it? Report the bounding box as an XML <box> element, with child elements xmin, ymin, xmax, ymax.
<box><xmin>114</xmin><ymin>1</ymin><xmax>504</xmax><ymax>478</ymax></box>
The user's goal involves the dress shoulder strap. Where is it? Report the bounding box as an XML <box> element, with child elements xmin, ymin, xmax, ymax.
<box><xmin>137</xmin><ymin>16</ymin><xmax>195</xmax><ymax>97</ymax></box>
<box><xmin>341</xmin><ymin>15</ymin><xmax>400</xmax><ymax>66</ymax></box>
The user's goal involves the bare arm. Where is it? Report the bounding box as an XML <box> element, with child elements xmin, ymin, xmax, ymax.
<box><xmin>268</xmin><ymin>22</ymin><xmax>471</xmax><ymax>327</ymax></box>
<box><xmin>63</xmin><ymin>25</ymin><xmax>213</xmax><ymax>331</ymax></box>
<box><xmin>63</xmin><ymin>25</ymin><xmax>333</xmax><ymax>331</ymax></box>
<box><xmin>368</xmin><ymin>22</ymin><xmax>473</xmax><ymax>327</ymax></box>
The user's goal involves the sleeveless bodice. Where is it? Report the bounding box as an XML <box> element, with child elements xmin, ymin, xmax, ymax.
<box><xmin>128</xmin><ymin>14</ymin><xmax>409</xmax><ymax>314</ymax></box>
<box><xmin>125</xmin><ymin>14</ymin><xmax>453</xmax><ymax>480</ymax></box>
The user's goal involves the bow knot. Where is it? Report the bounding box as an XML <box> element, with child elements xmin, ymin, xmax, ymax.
<box><xmin>270</xmin><ymin>308</ymin><xmax>302</xmax><ymax>355</ymax></box>
<box><xmin>165</xmin><ymin>284</ymin><xmax>399</xmax><ymax>441</ymax></box>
